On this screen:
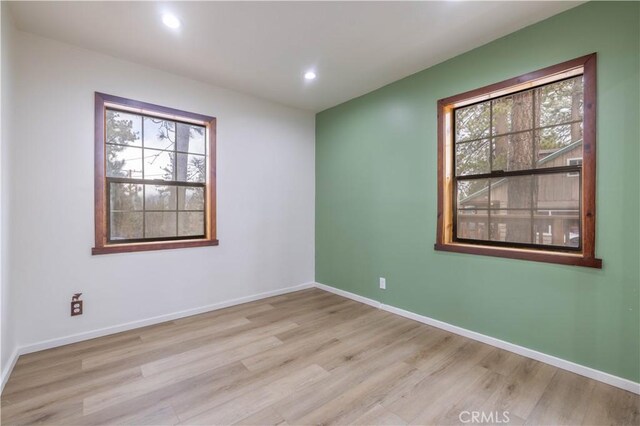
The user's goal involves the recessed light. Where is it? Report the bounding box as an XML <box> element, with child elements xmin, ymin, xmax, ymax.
<box><xmin>304</xmin><ymin>71</ymin><xmax>317</xmax><ymax>81</ymax></box>
<box><xmin>162</xmin><ymin>13</ymin><xmax>181</xmax><ymax>29</ymax></box>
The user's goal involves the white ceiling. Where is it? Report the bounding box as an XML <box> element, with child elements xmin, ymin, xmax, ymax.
<box><xmin>8</xmin><ymin>1</ymin><xmax>581</xmax><ymax>112</ymax></box>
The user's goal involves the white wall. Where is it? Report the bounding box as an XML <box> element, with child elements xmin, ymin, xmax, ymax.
<box><xmin>1</xmin><ymin>3</ymin><xmax>17</xmax><ymax>383</ymax></box>
<box><xmin>5</xmin><ymin>29</ymin><xmax>315</xmax><ymax>356</ymax></box>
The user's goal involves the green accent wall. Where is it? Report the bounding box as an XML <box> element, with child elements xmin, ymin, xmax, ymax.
<box><xmin>316</xmin><ymin>1</ymin><xmax>640</xmax><ymax>382</ymax></box>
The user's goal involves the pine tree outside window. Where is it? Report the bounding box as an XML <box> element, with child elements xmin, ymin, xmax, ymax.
<box><xmin>435</xmin><ymin>55</ymin><xmax>601</xmax><ymax>268</ymax></box>
<box><xmin>93</xmin><ymin>93</ymin><xmax>218</xmax><ymax>255</ymax></box>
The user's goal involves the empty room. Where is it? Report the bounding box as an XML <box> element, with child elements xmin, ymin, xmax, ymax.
<box><xmin>0</xmin><ymin>1</ymin><xmax>638</xmax><ymax>425</ymax></box>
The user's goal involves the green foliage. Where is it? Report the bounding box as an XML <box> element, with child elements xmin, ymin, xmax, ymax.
<box><xmin>105</xmin><ymin>112</ymin><xmax>206</xmax><ymax>239</ymax></box>
<box><xmin>455</xmin><ymin>76</ymin><xmax>584</xmax><ymax>201</ymax></box>
<box><xmin>106</xmin><ymin>110</ymin><xmax>140</xmax><ymax>177</ymax></box>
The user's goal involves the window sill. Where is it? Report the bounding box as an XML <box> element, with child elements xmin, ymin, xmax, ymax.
<box><xmin>92</xmin><ymin>239</ymin><xmax>219</xmax><ymax>255</ymax></box>
<box><xmin>434</xmin><ymin>242</ymin><xmax>602</xmax><ymax>269</ymax></box>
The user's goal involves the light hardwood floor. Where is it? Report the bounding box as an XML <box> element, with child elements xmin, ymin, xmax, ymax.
<box><xmin>1</xmin><ymin>288</ymin><xmax>638</xmax><ymax>425</ymax></box>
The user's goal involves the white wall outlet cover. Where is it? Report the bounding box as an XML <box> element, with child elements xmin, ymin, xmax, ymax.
<box><xmin>379</xmin><ymin>277</ymin><xmax>386</xmax><ymax>289</ymax></box>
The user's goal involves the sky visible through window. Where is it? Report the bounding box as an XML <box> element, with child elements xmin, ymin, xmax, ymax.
<box><xmin>106</xmin><ymin>109</ymin><xmax>207</xmax><ymax>241</ymax></box>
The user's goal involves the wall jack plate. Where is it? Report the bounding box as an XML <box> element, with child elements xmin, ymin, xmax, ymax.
<box><xmin>71</xmin><ymin>293</ymin><xmax>83</xmax><ymax>316</ymax></box>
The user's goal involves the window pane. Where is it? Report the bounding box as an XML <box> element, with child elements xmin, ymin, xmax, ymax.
<box><xmin>536</xmin><ymin>173</ymin><xmax>580</xmax><ymax>210</ymax></box>
<box><xmin>178</xmin><ymin>212</ymin><xmax>205</xmax><ymax>236</ymax></box>
<box><xmin>456</xmin><ymin>139</ymin><xmax>489</xmax><ymax>176</ymax></box>
<box><xmin>489</xmin><ymin>210</ymin><xmax>532</xmax><ymax>244</ymax></box>
<box><xmin>178</xmin><ymin>187</ymin><xmax>205</xmax><ymax>210</ymax></box>
<box><xmin>457</xmin><ymin>210</ymin><xmax>488</xmax><ymax>240</ymax></box>
<box><xmin>492</xmin><ymin>90</ymin><xmax>534</xmax><ymax>135</ymax></box>
<box><xmin>491</xmin><ymin>175</ymin><xmax>533</xmax><ymax>209</ymax></box>
<box><xmin>110</xmin><ymin>212</ymin><xmax>143</xmax><ymax>240</ymax></box>
<box><xmin>107</xmin><ymin>145</ymin><xmax>143</xmax><ymax>178</ymax></box>
<box><xmin>176</xmin><ymin>123</ymin><xmax>206</xmax><ymax>155</ymax></box>
<box><xmin>110</xmin><ymin>183</ymin><xmax>143</xmax><ymax>211</ymax></box>
<box><xmin>455</xmin><ymin>103</ymin><xmax>490</xmax><ymax>142</ymax></box>
<box><xmin>533</xmin><ymin>212</ymin><xmax>580</xmax><ymax>248</ymax></box>
<box><xmin>537</xmin><ymin>124</ymin><xmax>583</xmax><ymax>167</ymax></box>
<box><xmin>177</xmin><ymin>153</ymin><xmax>206</xmax><ymax>183</ymax></box>
<box><xmin>145</xmin><ymin>185</ymin><xmax>176</xmax><ymax>210</ymax></box>
<box><xmin>145</xmin><ymin>212</ymin><xmax>177</xmax><ymax>238</ymax></box>
<box><xmin>537</xmin><ymin>76</ymin><xmax>583</xmax><ymax>127</ymax></box>
<box><xmin>457</xmin><ymin>179</ymin><xmax>489</xmax><ymax>209</ymax></box>
<box><xmin>144</xmin><ymin>149</ymin><xmax>174</xmax><ymax>181</ymax></box>
<box><xmin>491</xmin><ymin>132</ymin><xmax>534</xmax><ymax>172</ymax></box>
<box><xmin>106</xmin><ymin>110</ymin><xmax>142</xmax><ymax>147</ymax></box>
<box><xmin>449</xmin><ymin>71</ymin><xmax>587</xmax><ymax>254</ymax></box>
<box><xmin>144</xmin><ymin>117</ymin><xmax>175</xmax><ymax>150</ymax></box>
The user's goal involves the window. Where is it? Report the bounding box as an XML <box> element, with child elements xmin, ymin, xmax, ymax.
<box><xmin>435</xmin><ymin>54</ymin><xmax>601</xmax><ymax>268</ymax></box>
<box><xmin>93</xmin><ymin>93</ymin><xmax>218</xmax><ymax>254</ymax></box>
<box><xmin>566</xmin><ymin>158</ymin><xmax>582</xmax><ymax>177</ymax></box>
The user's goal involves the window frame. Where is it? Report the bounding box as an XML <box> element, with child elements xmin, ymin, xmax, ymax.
<box><xmin>566</xmin><ymin>157</ymin><xmax>583</xmax><ymax>177</ymax></box>
<box><xmin>435</xmin><ymin>54</ymin><xmax>602</xmax><ymax>268</ymax></box>
<box><xmin>93</xmin><ymin>93</ymin><xmax>218</xmax><ymax>255</ymax></box>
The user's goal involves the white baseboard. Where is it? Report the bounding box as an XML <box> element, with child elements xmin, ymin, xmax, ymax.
<box><xmin>314</xmin><ymin>282</ymin><xmax>640</xmax><ymax>395</ymax></box>
<box><xmin>0</xmin><ymin>281</ymin><xmax>314</xmax><ymax>393</ymax></box>
<box><xmin>315</xmin><ymin>283</ymin><xmax>381</xmax><ymax>308</ymax></box>
<box><xmin>3</xmin><ymin>280</ymin><xmax>638</xmax><ymax>396</ymax></box>
<box><xmin>1</xmin><ymin>347</ymin><xmax>20</xmax><ymax>392</ymax></box>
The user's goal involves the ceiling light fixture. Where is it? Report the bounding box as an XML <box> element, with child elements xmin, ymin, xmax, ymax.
<box><xmin>304</xmin><ymin>71</ymin><xmax>317</xmax><ymax>81</ymax></box>
<box><xmin>162</xmin><ymin>13</ymin><xmax>181</xmax><ymax>29</ymax></box>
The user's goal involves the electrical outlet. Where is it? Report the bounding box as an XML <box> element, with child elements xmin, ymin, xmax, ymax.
<box><xmin>71</xmin><ymin>293</ymin><xmax>83</xmax><ymax>316</ymax></box>
<box><xmin>379</xmin><ymin>277</ymin><xmax>386</xmax><ymax>290</ymax></box>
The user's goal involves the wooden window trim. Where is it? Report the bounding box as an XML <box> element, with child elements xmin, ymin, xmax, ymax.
<box><xmin>93</xmin><ymin>92</ymin><xmax>218</xmax><ymax>255</ymax></box>
<box><xmin>435</xmin><ymin>54</ymin><xmax>602</xmax><ymax>268</ymax></box>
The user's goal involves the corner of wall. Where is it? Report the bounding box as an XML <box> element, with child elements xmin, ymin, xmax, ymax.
<box><xmin>1</xmin><ymin>1</ymin><xmax>17</xmax><ymax>391</ymax></box>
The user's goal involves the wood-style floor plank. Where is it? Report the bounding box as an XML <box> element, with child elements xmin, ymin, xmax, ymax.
<box><xmin>2</xmin><ymin>288</ymin><xmax>637</xmax><ymax>425</ymax></box>
<box><xmin>525</xmin><ymin>369</ymin><xmax>596</xmax><ymax>425</ymax></box>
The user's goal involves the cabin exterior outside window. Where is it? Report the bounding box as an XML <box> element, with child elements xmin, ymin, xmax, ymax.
<box><xmin>435</xmin><ymin>54</ymin><xmax>601</xmax><ymax>268</ymax></box>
